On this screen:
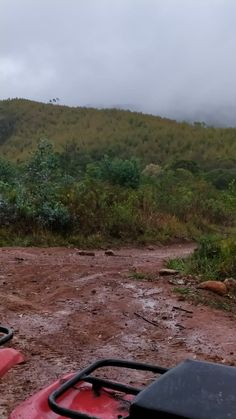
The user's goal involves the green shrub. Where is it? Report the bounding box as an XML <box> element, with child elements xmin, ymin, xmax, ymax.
<box><xmin>170</xmin><ymin>159</ymin><xmax>200</xmax><ymax>174</ymax></box>
<box><xmin>0</xmin><ymin>158</ymin><xmax>17</xmax><ymax>183</ymax></box>
<box><xmin>0</xmin><ymin>138</ymin><xmax>235</xmax><ymax>252</ymax></box>
<box><xmin>177</xmin><ymin>236</ymin><xmax>236</xmax><ymax>279</ymax></box>
<box><xmin>86</xmin><ymin>156</ymin><xmax>141</xmax><ymax>189</ymax></box>
<box><xmin>206</xmin><ymin>169</ymin><xmax>236</xmax><ymax>190</ymax></box>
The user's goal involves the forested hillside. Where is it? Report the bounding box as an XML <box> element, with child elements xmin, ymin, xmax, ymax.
<box><xmin>1</xmin><ymin>99</ymin><xmax>236</xmax><ymax>169</ymax></box>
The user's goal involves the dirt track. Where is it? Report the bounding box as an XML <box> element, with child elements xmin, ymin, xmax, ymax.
<box><xmin>0</xmin><ymin>244</ymin><xmax>235</xmax><ymax>417</ymax></box>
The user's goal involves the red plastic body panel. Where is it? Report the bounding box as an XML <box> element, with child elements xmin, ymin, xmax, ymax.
<box><xmin>10</xmin><ymin>373</ymin><xmax>134</xmax><ymax>419</ymax></box>
<box><xmin>0</xmin><ymin>348</ymin><xmax>24</xmax><ymax>378</ymax></box>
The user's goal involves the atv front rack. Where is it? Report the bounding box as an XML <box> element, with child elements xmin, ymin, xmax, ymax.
<box><xmin>48</xmin><ymin>358</ymin><xmax>168</xmax><ymax>418</ymax></box>
<box><xmin>47</xmin><ymin>358</ymin><xmax>236</xmax><ymax>419</ymax></box>
<box><xmin>0</xmin><ymin>325</ymin><xmax>24</xmax><ymax>378</ymax></box>
<box><xmin>0</xmin><ymin>325</ymin><xmax>13</xmax><ymax>346</ymax></box>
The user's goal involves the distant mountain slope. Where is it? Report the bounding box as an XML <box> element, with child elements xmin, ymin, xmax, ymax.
<box><xmin>0</xmin><ymin>98</ymin><xmax>235</xmax><ymax>166</ymax></box>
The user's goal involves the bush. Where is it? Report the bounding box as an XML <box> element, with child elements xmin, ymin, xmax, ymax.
<box><xmin>183</xmin><ymin>236</ymin><xmax>236</xmax><ymax>279</ymax></box>
<box><xmin>86</xmin><ymin>156</ymin><xmax>141</xmax><ymax>189</ymax></box>
<box><xmin>0</xmin><ymin>158</ymin><xmax>17</xmax><ymax>183</ymax></box>
<box><xmin>205</xmin><ymin>169</ymin><xmax>236</xmax><ymax>190</ymax></box>
<box><xmin>170</xmin><ymin>159</ymin><xmax>200</xmax><ymax>174</ymax></box>
<box><xmin>25</xmin><ymin>138</ymin><xmax>60</xmax><ymax>184</ymax></box>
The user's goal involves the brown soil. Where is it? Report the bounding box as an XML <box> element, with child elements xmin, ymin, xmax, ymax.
<box><xmin>0</xmin><ymin>244</ymin><xmax>235</xmax><ymax>417</ymax></box>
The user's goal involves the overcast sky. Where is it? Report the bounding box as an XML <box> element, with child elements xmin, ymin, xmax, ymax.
<box><xmin>1</xmin><ymin>0</ymin><xmax>236</xmax><ymax>126</ymax></box>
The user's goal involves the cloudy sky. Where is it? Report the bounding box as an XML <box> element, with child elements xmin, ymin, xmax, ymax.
<box><xmin>1</xmin><ymin>0</ymin><xmax>235</xmax><ymax>126</ymax></box>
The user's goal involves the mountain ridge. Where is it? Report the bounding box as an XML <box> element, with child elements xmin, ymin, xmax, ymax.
<box><xmin>0</xmin><ymin>98</ymin><xmax>235</xmax><ymax>166</ymax></box>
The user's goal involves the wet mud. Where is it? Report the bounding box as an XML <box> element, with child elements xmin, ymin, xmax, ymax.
<box><xmin>0</xmin><ymin>244</ymin><xmax>235</xmax><ymax>417</ymax></box>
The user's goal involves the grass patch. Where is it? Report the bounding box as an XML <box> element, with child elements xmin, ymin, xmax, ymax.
<box><xmin>167</xmin><ymin>258</ymin><xmax>187</xmax><ymax>273</ymax></box>
<box><xmin>173</xmin><ymin>284</ymin><xmax>236</xmax><ymax>313</ymax></box>
<box><xmin>129</xmin><ymin>271</ymin><xmax>157</xmax><ymax>281</ymax></box>
<box><xmin>167</xmin><ymin>235</ymin><xmax>236</xmax><ymax>281</ymax></box>
<box><xmin>173</xmin><ymin>286</ymin><xmax>192</xmax><ymax>296</ymax></box>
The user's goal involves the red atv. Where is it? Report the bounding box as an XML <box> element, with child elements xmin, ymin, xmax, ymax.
<box><xmin>0</xmin><ymin>325</ymin><xmax>23</xmax><ymax>378</ymax></box>
<box><xmin>9</xmin><ymin>357</ymin><xmax>236</xmax><ymax>419</ymax></box>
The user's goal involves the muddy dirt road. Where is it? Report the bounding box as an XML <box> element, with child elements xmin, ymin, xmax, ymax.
<box><xmin>0</xmin><ymin>244</ymin><xmax>235</xmax><ymax>417</ymax></box>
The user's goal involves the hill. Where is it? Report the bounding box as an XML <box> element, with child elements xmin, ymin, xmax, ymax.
<box><xmin>0</xmin><ymin>98</ymin><xmax>236</xmax><ymax>254</ymax></box>
<box><xmin>0</xmin><ymin>98</ymin><xmax>236</xmax><ymax>168</ymax></box>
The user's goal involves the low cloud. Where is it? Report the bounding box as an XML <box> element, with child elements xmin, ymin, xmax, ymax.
<box><xmin>1</xmin><ymin>0</ymin><xmax>235</xmax><ymax>126</ymax></box>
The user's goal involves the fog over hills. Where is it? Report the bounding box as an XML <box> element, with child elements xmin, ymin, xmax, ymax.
<box><xmin>95</xmin><ymin>103</ymin><xmax>236</xmax><ymax>128</ymax></box>
<box><xmin>1</xmin><ymin>0</ymin><xmax>235</xmax><ymax>127</ymax></box>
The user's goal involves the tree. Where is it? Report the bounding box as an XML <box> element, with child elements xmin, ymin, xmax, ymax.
<box><xmin>100</xmin><ymin>157</ymin><xmax>141</xmax><ymax>189</ymax></box>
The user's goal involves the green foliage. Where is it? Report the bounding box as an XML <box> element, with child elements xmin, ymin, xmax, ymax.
<box><xmin>129</xmin><ymin>271</ymin><xmax>148</xmax><ymax>280</ymax></box>
<box><xmin>170</xmin><ymin>236</ymin><xmax>236</xmax><ymax>280</ymax></box>
<box><xmin>0</xmin><ymin>140</ymin><xmax>70</xmax><ymax>230</ymax></box>
<box><xmin>170</xmin><ymin>159</ymin><xmax>200</xmax><ymax>174</ymax></box>
<box><xmin>59</xmin><ymin>142</ymin><xmax>91</xmax><ymax>178</ymax></box>
<box><xmin>167</xmin><ymin>257</ymin><xmax>187</xmax><ymax>272</ymax></box>
<box><xmin>0</xmin><ymin>113</ymin><xmax>16</xmax><ymax>145</ymax></box>
<box><xmin>149</xmin><ymin>170</ymin><xmax>234</xmax><ymax>226</ymax></box>
<box><xmin>86</xmin><ymin>156</ymin><xmax>141</xmax><ymax>189</ymax></box>
<box><xmin>173</xmin><ymin>287</ymin><xmax>192</xmax><ymax>295</ymax></box>
<box><xmin>172</xmin><ymin>283</ymin><xmax>235</xmax><ymax>312</ymax></box>
<box><xmin>0</xmin><ymin>126</ymin><xmax>235</xmax><ymax>258</ymax></box>
<box><xmin>205</xmin><ymin>168</ymin><xmax>236</xmax><ymax>190</ymax></box>
<box><xmin>1</xmin><ymin>99</ymin><xmax>236</xmax><ymax>170</ymax></box>
<box><xmin>129</xmin><ymin>271</ymin><xmax>156</xmax><ymax>281</ymax></box>
<box><xmin>101</xmin><ymin>157</ymin><xmax>140</xmax><ymax>189</ymax></box>
<box><xmin>0</xmin><ymin>157</ymin><xmax>17</xmax><ymax>183</ymax></box>
<box><xmin>25</xmin><ymin>138</ymin><xmax>60</xmax><ymax>184</ymax></box>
